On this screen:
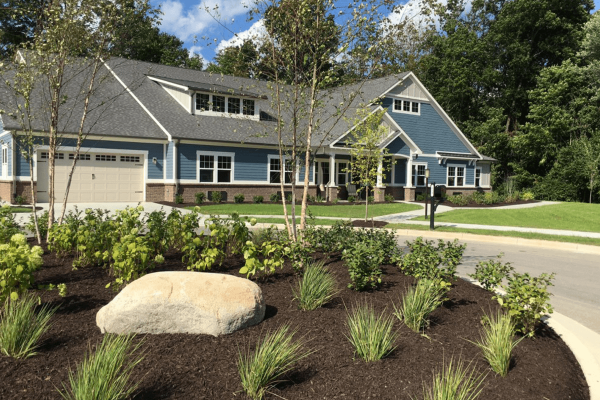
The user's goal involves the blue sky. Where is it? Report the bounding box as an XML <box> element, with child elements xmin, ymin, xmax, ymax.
<box><xmin>150</xmin><ymin>0</ymin><xmax>600</xmax><ymax>64</ymax></box>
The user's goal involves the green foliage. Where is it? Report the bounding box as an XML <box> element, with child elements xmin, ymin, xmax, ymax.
<box><xmin>26</xmin><ymin>210</ymin><xmax>49</xmax><ymax>239</ymax></box>
<box><xmin>205</xmin><ymin>39</ymin><xmax>259</xmax><ymax>78</ymax></box>
<box><xmin>175</xmin><ymin>194</ymin><xmax>184</xmax><ymax>204</ymax></box>
<box><xmin>195</xmin><ymin>192</ymin><xmax>205</xmax><ymax>204</ymax></box>
<box><xmin>293</xmin><ymin>261</ymin><xmax>338</xmax><ymax>310</ymax></box>
<box><xmin>48</xmin><ymin>208</ymin><xmax>83</xmax><ymax>257</ymax></box>
<box><xmin>469</xmin><ymin>254</ymin><xmax>514</xmax><ymax>291</ymax></box>
<box><xmin>240</xmin><ymin>240</ymin><xmax>286</xmax><ymax>279</ymax></box>
<box><xmin>416</xmin><ymin>193</ymin><xmax>426</xmax><ymax>202</ymax></box>
<box><xmin>0</xmin><ymin>204</ymin><xmax>21</xmax><ymax>243</ymax></box>
<box><xmin>398</xmin><ymin>237</ymin><xmax>466</xmax><ymax>283</ymax></box>
<box><xmin>416</xmin><ymin>358</ymin><xmax>485</xmax><ymax>400</ymax></box>
<box><xmin>395</xmin><ymin>279</ymin><xmax>447</xmax><ymax>333</ymax></box>
<box><xmin>520</xmin><ymin>191</ymin><xmax>535</xmax><ymax>201</ymax></box>
<box><xmin>385</xmin><ymin>194</ymin><xmax>395</xmax><ymax>203</ymax></box>
<box><xmin>346</xmin><ymin>302</ymin><xmax>398</xmax><ymax>362</ymax></box>
<box><xmin>286</xmin><ymin>193</ymin><xmax>293</xmax><ymax>203</ymax></box>
<box><xmin>211</xmin><ymin>191</ymin><xmax>222</xmax><ymax>203</ymax></box>
<box><xmin>253</xmin><ymin>195</ymin><xmax>264</xmax><ymax>204</ymax></box>
<box><xmin>315</xmin><ymin>194</ymin><xmax>325</xmax><ymax>203</ymax></box>
<box><xmin>238</xmin><ymin>324</ymin><xmax>310</xmax><ymax>400</ymax></box>
<box><xmin>495</xmin><ymin>272</ymin><xmax>556</xmax><ymax>337</ymax></box>
<box><xmin>446</xmin><ymin>194</ymin><xmax>470</xmax><ymax>206</ymax></box>
<box><xmin>307</xmin><ymin>194</ymin><xmax>316</xmax><ymax>203</ymax></box>
<box><xmin>342</xmin><ymin>238</ymin><xmax>383</xmax><ymax>291</ymax></box>
<box><xmin>347</xmin><ymin>195</ymin><xmax>356</xmax><ymax>203</ymax></box>
<box><xmin>285</xmin><ymin>239</ymin><xmax>312</xmax><ymax>274</ymax></box>
<box><xmin>15</xmin><ymin>195</ymin><xmax>25</xmax><ymax>206</ymax></box>
<box><xmin>269</xmin><ymin>193</ymin><xmax>279</xmax><ymax>203</ymax></box>
<box><xmin>0</xmin><ymin>293</ymin><xmax>57</xmax><ymax>359</ymax></box>
<box><xmin>234</xmin><ymin>193</ymin><xmax>245</xmax><ymax>203</ymax></box>
<box><xmin>0</xmin><ymin>234</ymin><xmax>43</xmax><ymax>302</ymax></box>
<box><xmin>469</xmin><ymin>310</ymin><xmax>523</xmax><ymax>377</ymax></box>
<box><xmin>58</xmin><ymin>334</ymin><xmax>145</xmax><ymax>400</ymax></box>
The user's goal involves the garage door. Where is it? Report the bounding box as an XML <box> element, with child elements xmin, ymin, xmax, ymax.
<box><xmin>37</xmin><ymin>151</ymin><xmax>144</xmax><ymax>203</ymax></box>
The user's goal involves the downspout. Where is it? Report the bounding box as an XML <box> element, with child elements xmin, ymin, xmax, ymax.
<box><xmin>173</xmin><ymin>139</ymin><xmax>179</xmax><ymax>197</ymax></box>
<box><xmin>11</xmin><ymin>135</ymin><xmax>16</xmax><ymax>202</ymax></box>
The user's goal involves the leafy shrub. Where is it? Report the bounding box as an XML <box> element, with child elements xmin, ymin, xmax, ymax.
<box><xmin>495</xmin><ymin>272</ymin><xmax>555</xmax><ymax>337</ymax></box>
<box><xmin>416</xmin><ymin>193</ymin><xmax>426</xmax><ymax>202</ymax></box>
<box><xmin>446</xmin><ymin>194</ymin><xmax>470</xmax><ymax>206</ymax></box>
<box><xmin>315</xmin><ymin>194</ymin><xmax>325</xmax><ymax>203</ymax></box>
<box><xmin>482</xmin><ymin>192</ymin><xmax>495</xmax><ymax>205</ymax></box>
<box><xmin>175</xmin><ymin>194</ymin><xmax>184</xmax><ymax>204</ymax></box>
<box><xmin>0</xmin><ymin>234</ymin><xmax>43</xmax><ymax>302</ymax></box>
<box><xmin>469</xmin><ymin>254</ymin><xmax>514</xmax><ymax>291</ymax></box>
<box><xmin>398</xmin><ymin>237</ymin><xmax>466</xmax><ymax>283</ymax></box>
<box><xmin>307</xmin><ymin>194</ymin><xmax>316</xmax><ymax>203</ymax></box>
<box><xmin>286</xmin><ymin>193</ymin><xmax>293</xmax><ymax>202</ymax></box>
<box><xmin>48</xmin><ymin>208</ymin><xmax>83</xmax><ymax>257</ymax></box>
<box><xmin>251</xmin><ymin>226</ymin><xmax>284</xmax><ymax>246</ymax></box>
<box><xmin>58</xmin><ymin>334</ymin><xmax>144</xmax><ymax>400</ymax></box>
<box><xmin>385</xmin><ymin>194</ymin><xmax>395</xmax><ymax>203</ymax></box>
<box><xmin>269</xmin><ymin>193</ymin><xmax>279</xmax><ymax>202</ymax></box>
<box><xmin>0</xmin><ymin>293</ymin><xmax>57</xmax><ymax>359</ymax></box>
<box><xmin>238</xmin><ymin>324</ymin><xmax>310</xmax><ymax>400</ymax></box>
<box><xmin>240</xmin><ymin>240</ymin><xmax>286</xmax><ymax>279</ymax></box>
<box><xmin>253</xmin><ymin>195</ymin><xmax>264</xmax><ymax>204</ymax></box>
<box><xmin>418</xmin><ymin>358</ymin><xmax>485</xmax><ymax>400</ymax></box>
<box><xmin>26</xmin><ymin>210</ymin><xmax>49</xmax><ymax>239</ymax></box>
<box><xmin>395</xmin><ymin>278</ymin><xmax>446</xmax><ymax>332</ymax></box>
<box><xmin>469</xmin><ymin>310</ymin><xmax>523</xmax><ymax>377</ymax></box>
<box><xmin>332</xmin><ymin>198</ymin><xmax>339</xmax><ymax>204</ymax></box>
<box><xmin>144</xmin><ymin>209</ymin><xmax>170</xmax><ymax>256</ymax></box>
<box><xmin>346</xmin><ymin>302</ymin><xmax>398</xmax><ymax>362</ymax></box>
<box><xmin>195</xmin><ymin>192</ymin><xmax>205</xmax><ymax>204</ymax></box>
<box><xmin>367</xmin><ymin>195</ymin><xmax>375</xmax><ymax>203</ymax></box>
<box><xmin>347</xmin><ymin>195</ymin><xmax>356</xmax><ymax>202</ymax></box>
<box><xmin>520</xmin><ymin>191</ymin><xmax>535</xmax><ymax>201</ymax></box>
<box><xmin>471</xmin><ymin>192</ymin><xmax>486</xmax><ymax>205</ymax></box>
<box><xmin>0</xmin><ymin>204</ymin><xmax>21</xmax><ymax>243</ymax></box>
<box><xmin>15</xmin><ymin>195</ymin><xmax>25</xmax><ymax>206</ymax></box>
<box><xmin>211</xmin><ymin>191</ymin><xmax>222</xmax><ymax>203</ymax></box>
<box><xmin>342</xmin><ymin>238</ymin><xmax>384</xmax><ymax>291</ymax></box>
<box><xmin>234</xmin><ymin>194</ymin><xmax>245</xmax><ymax>203</ymax></box>
<box><xmin>293</xmin><ymin>261</ymin><xmax>338</xmax><ymax>310</ymax></box>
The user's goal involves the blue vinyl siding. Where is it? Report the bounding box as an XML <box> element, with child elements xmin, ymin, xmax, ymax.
<box><xmin>179</xmin><ymin>143</ymin><xmax>279</xmax><ymax>181</ymax></box>
<box><xmin>0</xmin><ymin>132</ymin><xmax>11</xmax><ymax>177</ymax></box>
<box><xmin>394</xmin><ymin>159</ymin><xmax>406</xmax><ymax>185</ymax></box>
<box><xmin>166</xmin><ymin>141</ymin><xmax>174</xmax><ymax>180</ymax></box>
<box><xmin>383</xmin><ymin>99</ymin><xmax>471</xmax><ymax>154</ymax></box>
<box><xmin>14</xmin><ymin>137</ymin><xmax>164</xmax><ymax>179</ymax></box>
<box><xmin>385</xmin><ymin>137</ymin><xmax>410</xmax><ymax>156</ymax></box>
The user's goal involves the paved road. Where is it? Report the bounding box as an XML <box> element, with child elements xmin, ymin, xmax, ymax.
<box><xmin>396</xmin><ymin>233</ymin><xmax>600</xmax><ymax>334</ymax></box>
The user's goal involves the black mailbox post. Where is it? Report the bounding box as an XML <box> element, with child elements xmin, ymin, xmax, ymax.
<box><xmin>429</xmin><ymin>183</ymin><xmax>444</xmax><ymax>230</ymax></box>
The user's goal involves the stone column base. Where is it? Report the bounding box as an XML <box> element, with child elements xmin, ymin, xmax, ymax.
<box><xmin>404</xmin><ymin>187</ymin><xmax>416</xmax><ymax>202</ymax></box>
<box><xmin>374</xmin><ymin>187</ymin><xmax>386</xmax><ymax>202</ymax></box>
<box><xmin>327</xmin><ymin>186</ymin><xmax>339</xmax><ymax>202</ymax></box>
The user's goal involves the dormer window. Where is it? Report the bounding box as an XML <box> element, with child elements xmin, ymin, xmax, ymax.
<box><xmin>195</xmin><ymin>93</ymin><xmax>256</xmax><ymax>117</ymax></box>
<box><xmin>393</xmin><ymin>99</ymin><xmax>420</xmax><ymax>115</ymax></box>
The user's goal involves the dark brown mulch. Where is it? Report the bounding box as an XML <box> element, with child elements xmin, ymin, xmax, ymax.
<box><xmin>0</xmin><ymin>245</ymin><xmax>589</xmax><ymax>400</ymax></box>
<box><xmin>414</xmin><ymin>199</ymin><xmax>540</xmax><ymax>208</ymax></box>
<box><xmin>155</xmin><ymin>201</ymin><xmax>391</xmax><ymax>209</ymax></box>
<box><xmin>352</xmin><ymin>219</ymin><xmax>389</xmax><ymax>228</ymax></box>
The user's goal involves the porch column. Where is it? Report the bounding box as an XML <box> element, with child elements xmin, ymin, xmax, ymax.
<box><xmin>376</xmin><ymin>159</ymin><xmax>383</xmax><ymax>188</ymax></box>
<box><xmin>328</xmin><ymin>154</ymin><xmax>336</xmax><ymax>187</ymax></box>
<box><xmin>406</xmin><ymin>154</ymin><xmax>413</xmax><ymax>188</ymax></box>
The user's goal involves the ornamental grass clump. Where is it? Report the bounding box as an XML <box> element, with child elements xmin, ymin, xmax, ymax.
<box><xmin>238</xmin><ymin>324</ymin><xmax>311</xmax><ymax>400</ymax></box>
<box><xmin>469</xmin><ymin>310</ymin><xmax>523</xmax><ymax>377</ymax></box>
<box><xmin>346</xmin><ymin>302</ymin><xmax>398</xmax><ymax>362</ymax></box>
<box><xmin>0</xmin><ymin>293</ymin><xmax>56</xmax><ymax>359</ymax></box>
<box><xmin>58</xmin><ymin>334</ymin><xmax>144</xmax><ymax>400</ymax></box>
<box><xmin>417</xmin><ymin>357</ymin><xmax>485</xmax><ymax>400</ymax></box>
<box><xmin>395</xmin><ymin>279</ymin><xmax>446</xmax><ymax>333</ymax></box>
<box><xmin>293</xmin><ymin>261</ymin><xmax>338</xmax><ymax>310</ymax></box>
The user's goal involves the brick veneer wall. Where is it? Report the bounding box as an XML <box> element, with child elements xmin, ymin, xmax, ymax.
<box><xmin>177</xmin><ymin>184</ymin><xmax>317</xmax><ymax>203</ymax></box>
<box><xmin>0</xmin><ymin>181</ymin><xmax>13</xmax><ymax>203</ymax></box>
<box><xmin>384</xmin><ymin>187</ymin><xmax>405</xmax><ymax>201</ymax></box>
<box><xmin>15</xmin><ymin>181</ymin><xmax>35</xmax><ymax>203</ymax></box>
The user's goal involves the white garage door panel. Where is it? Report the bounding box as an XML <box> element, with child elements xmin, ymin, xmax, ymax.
<box><xmin>37</xmin><ymin>152</ymin><xmax>144</xmax><ymax>203</ymax></box>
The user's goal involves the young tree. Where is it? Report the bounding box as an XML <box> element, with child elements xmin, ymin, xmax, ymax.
<box><xmin>346</xmin><ymin>109</ymin><xmax>392</xmax><ymax>221</ymax></box>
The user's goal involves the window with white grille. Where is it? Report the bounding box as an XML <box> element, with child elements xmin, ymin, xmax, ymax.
<box><xmin>96</xmin><ymin>154</ymin><xmax>116</xmax><ymax>162</ymax></box>
<box><xmin>120</xmin><ymin>156</ymin><xmax>140</xmax><ymax>163</ymax></box>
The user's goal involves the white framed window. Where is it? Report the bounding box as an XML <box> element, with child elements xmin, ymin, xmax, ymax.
<box><xmin>447</xmin><ymin>165</ymin><xmax>465</xmax><ymax>187</ymax></box>
<box><xmin>393</xmin><ymin>99</ymin><xmax>420</xmax><ymax>115</ymax></box>
<box><xmin>475</xmin><ymin>167</ymin><xmax>481</xmax><ymax>187</ymax></box>
<box><xmin>269</xmin><ymin>156</ymin><xmax>293</xmax><ymax>184</ymax></box>
<box><xmin>69</xmin><ymin>153</ymin><xmax>90</xmax><ymax>161</ymax></box>
<box><xmin>412</xmin><ymin>163</ymin><xmax>428</xmax><ymax>186</ymax></box>
<box><xmin>41</xmin><ymin>152</ymin><xmax>64</xmax><ymax>160</ymax></box>
<box><xmin>198</xmin><ymin>151</ymin><xmax>234</xmax><ymax>183</ymax></box>
<box><xmin>96</xmin><ymin>154</ymin><xmax>116</xmax><ymax>162</ymax></box>
<box><xmin>195</xmin><ymin>92</ymin><xmax>256</xmax><ymax>117</ymax></box>
<box><xmin>336</xmin><ymin>162</ymin><xmax>349</xmax><ymax>185</ymax></box>
<box><xmin>1</xmin><ymin>146</ymin><xmax>7</xmax><ymax>165</ymax></box>
<box><xmin>120</xmin><ymin>155</ymin><xmax>140</xmax><ymax>163</ymax></box>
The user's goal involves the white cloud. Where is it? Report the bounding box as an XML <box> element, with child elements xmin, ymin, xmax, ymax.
<box><xmin>159</xmin><ymin>0</ymin><xmax>250</xmax><ymax>42</ymax></box>
<box><xmin>188</xmin><ymin>45</ymin><xmax>205</xmax><ymax>61</ymax></box>
<box><xmin>216</xmin><ymin>19</ymin><xmax>266</xmax><ymax>52</ymax></box>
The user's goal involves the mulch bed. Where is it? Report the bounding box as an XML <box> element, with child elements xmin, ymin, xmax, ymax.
<box><xmin>352</xmin><ymin>220</ymin><xmax>389</xmax><ymax>228</ymax></box>
<box><xmin>415</xmin><ymin>199</ymin><xmax>540</xmax><ymax>208</ymax></box>
<box><xmin>0</xmin><ymin>244</ymin><xmax>589</xmax><ymax>400</ymax></box>
<box><xmin>156</xmin><ymin>201</ymin><xmax>392</xmax><ymax>209</ymax></box>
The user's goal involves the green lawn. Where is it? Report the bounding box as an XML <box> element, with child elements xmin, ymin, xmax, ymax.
<box><xmin>190</xmin><ymin>203</ymin><xmax>421</xmax><ymax>218</ymax></box>
<box><xmin>254</xmin><ymin>218</ymin><xmax>346</xmax><ymax>226</ymax></box>
<box><xmin>9</xmin><ymin>207</ymin><xmax>34</xmax><ymax>213</ymax></box>
<box><xmin>417</xmin><ymin>202</ymin><xmax>600</xmax><ymax>233</ymax></box>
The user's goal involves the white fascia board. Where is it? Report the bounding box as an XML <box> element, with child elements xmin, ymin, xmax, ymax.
<box><xmin>407</xmin><ymin>72</ymin><xmax>482</xmax><ymax>158</ymax></box>
<box><xmin>329</xmin><ymin>105</ymin><xmax>388</xmax><ymax>148</ymax></box>
<box><xmin>147</xmin><ymin>76</ymin><xmax>189</xmax><ymax>91</ymax></box>
<box><xmin>102</xmin><ymin>60</ymin><xmax>173</xmax><ymax>142</ymax></box>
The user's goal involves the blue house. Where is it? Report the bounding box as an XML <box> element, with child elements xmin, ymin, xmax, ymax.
<box><xmin>0</xmin><ymin>57</ymin><xmax>493</xmax><ymax>204</ymax></box>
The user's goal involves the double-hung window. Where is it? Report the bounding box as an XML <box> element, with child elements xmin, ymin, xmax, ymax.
<box><xmin>337</xmin><ymin>162</ymin><xmax>348</xmax><ymax>185</ymax></box>
<box><xmin>195</xmin><ymin>93</ymin><xmax>256</xmax><ymax>117</ymax></box>
<box><xmin>269</xmin><ymin>157</ymin><xmax>293</xmax><ymax>184</ymax></box>
<box><xmin>447</xmin><ymin>165</ymin><xmax>465</xmax><ymax>187</ymax></box>
<box><xmin>412</xmin><ymin>164</ymin><xmax>427</xmax><ymax>186</ymax></box>
<box><xmin>475</xmin><ymin>168</ymin><xmax>481</xmax><ymax>187</ymax></box>
<box><xmin>1</xmin><ymin>146</ymin><xmax>7</xmax><ymax>176</ymax></box>
<box><xmin>228</xmin><ymin>98</ymin><xmax>241</xmax><ymax>114</ymax></box>
<box><xmin>198</xmin><ymin>152</ymin><xmax>234</xmax><ymax>183</ymax></box>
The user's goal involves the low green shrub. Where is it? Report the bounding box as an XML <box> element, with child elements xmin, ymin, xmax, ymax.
<box><xmin>234</xmin><ymin>194</ymin><xmax>245</xmax><ymax>203</ymax></box>
<box><xmin>342</xmin><ymin>238</ymin><xmax>383</xmax><ymax>291</ymax></box>
<box><xmin>238</xmin><ymin>324</ymin><xmax>310</xmax><ymax>400</ymax></box>
<box><xmin>315</xmin><ymin>194</ymin><xmax>325</xmax><ymax>203</ymax></box>
<box><xmin>469</xmin><ymin>310</ymin><xmax>523</xmax><ymax>377</ymax></box>
<box><xmin>286</xmin><ymin>193</ymin><xmax>293</xmax><ymax>202</ymax></box>
<box><xmin>520</xmin><ymin>191</ymin><xmax>535</xmax><ymax>201</ymax></box>
<box><xmin>0</xmin><ymin>204</ymin><xmax>21</xmax><ymax>243</ymax></box>
<box><xmin>293</xmin><ymin>261</ymin><xmax>338</xmax><ymax>310</ymax></box>
<box><xmin>26</xmin><ymin>210</ymin><xmax>49</xmax><ymax>240</ymax></box>
<box><xmin>385</xmin><ymin>194</ymin><xmax>395</xmax><ymax>203</ymax></box>
<box><xmin>15</xmin><ymin>195</ymin><xmax>25</xmax><ymax>206</ymax></box>
<box><xmin>347</xmin><ymin>195</ymin><xmax>356</xmax><ymax>202</ymax></box>
<box><xmin>240</xmin><ymin>240</ymin><xmax>286</xmax><ymax>279</ymax></box>
<box><xmin>469</xmin><ymin>254</ymin><xmax>514</xmax><ymax>291</ymax></box>
<box><xmin>367</xmin><ymin>195</ymin><xmax>375</xmax><ymax>203</ymax></box>
<box><xmin>416</xmin><ymin>193</ymin><xmax>426</xmax><ymax>202</ymax></box>
<box><xmin>195</xmin><ymin>192</ymin><xmax>205</xmax><ymax>204</ymax></box>
<box><xmin>417</xmin><ymin>358</ymin><xmax>485</xmax><ymax>400</ymax></box>
<box><xmin>58</xmin><ymin>334</ymin><xmax>144</xmax><ymax>400</ymax></box>
<box><xmin>471</xmin><ymin>192</ymin><xmax>486</xmax><ymax>205</ymax></box>
<box><xmin>446</xmin><ymin>194</ymin><xmax>470</xmax><ymax>206</ymax></box>
<box><xmin>395</xmin><ymin>278</ymin><xmax>446</xmax><ymax>332</ymax></box>
<box><xmin>398</xmin><ymin>237</ymin><xmax>465</xmax><ymax>283</ymax></box>
<box><xmin>346</xmin><ymin>302</ymin><xmax>398</xmax><ymax>362</ymax></box>
<box><xmin>332</xmin><ymin>198</ymin><xmax>339</xmax><ymax>204</ymax></box>
<box><xmin>269</xmin><ymin>193</ymin><xmax>279</xmax><ymax>202</ymax></box>
<box><xmin>211</xmin><ymin>191</ymin><xmax>222</xmax><ymax>203</ymax></box>
<box><xmin>253</xmin><ymin>195</ymin><xmax>264</xmax><ymax>204</ymax></box>
<box><xmin>307</xmin><ymin>195</ymin><xmax>316</xmax><ymax>203</ymax></box>
<box><xmin>0</xmin><ymin>293</ymin><xmax>57</xmax><ymax>359</ymax></box>
<box><xmin>175</xmin><ymin>194</ymin><xmax>184</xmax><ymax>204</ymax></box>
<box><xmin>0</xmin><ymin>234</ymin><xmax>43</xmax><ymax>302</ymax></box>
<box><xmin>495</xmin><ymin>272</ymin><xmax>555</xmax><ymax>337</ymax></box>
<box><xmin>48</xmin><ymin>208</ymin><xmax>83</xmax><ymax>257</ymax></box>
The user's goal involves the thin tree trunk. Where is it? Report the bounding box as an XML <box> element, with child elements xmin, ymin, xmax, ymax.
<box><xmin>27</xmin><ymin>156</ymin><xmax>42</xmax><ymax>243</ymax></box>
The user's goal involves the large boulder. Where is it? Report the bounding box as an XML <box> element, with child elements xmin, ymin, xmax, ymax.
<box><xmin>96</xmin><ymin>272</ymin><xmax>265</xmax><ymax>336</ymax></box>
